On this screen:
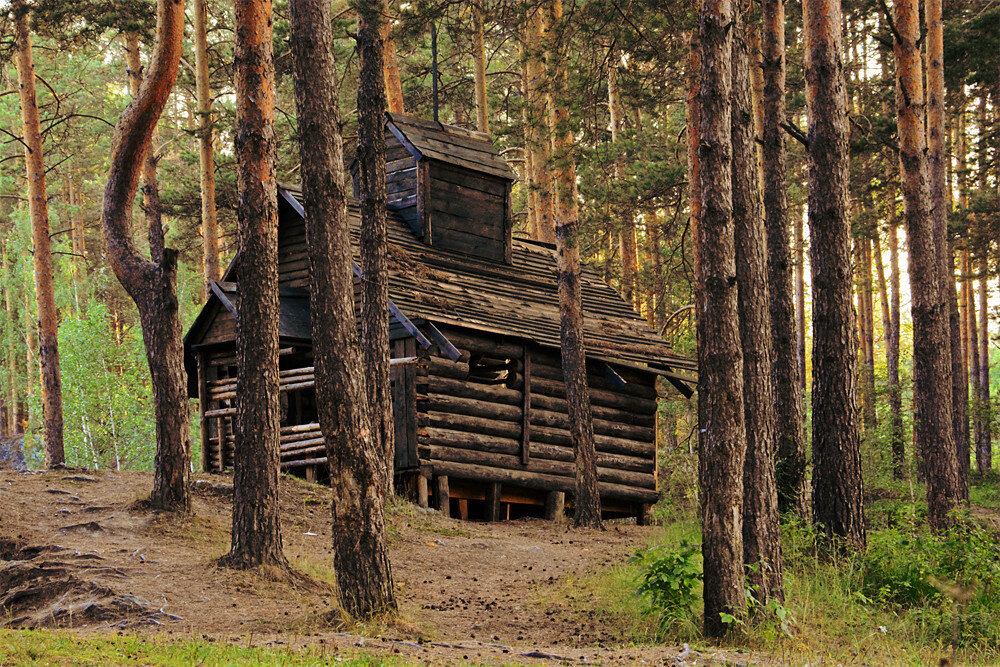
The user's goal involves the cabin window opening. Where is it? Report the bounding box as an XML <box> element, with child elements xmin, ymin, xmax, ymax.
<box><xmin>467</xmin><ymin>353</ymin><xmax>517</xmax><ymax>386</ymax></box>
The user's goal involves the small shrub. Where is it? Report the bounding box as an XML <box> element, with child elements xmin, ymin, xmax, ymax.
<box><xmin>633</xmin><ymin>542</ymin><xmax>701</xmax><ymax>625</ymax></box>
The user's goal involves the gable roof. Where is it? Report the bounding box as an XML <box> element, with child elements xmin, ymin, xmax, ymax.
<box><xmin>384</xmin><ymin>113</ymin><xmax>516</xmax><ymax>181</ymax></box>
<box><xmin>277</xmin><ymin>186</ymin><xmax>695</xmax><ymax>380</ymax></box>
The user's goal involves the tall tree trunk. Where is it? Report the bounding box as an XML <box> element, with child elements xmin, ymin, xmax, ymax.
<box><xmin>607</xmin><ymin>52</ymin><xmax>638</xmax><ymax>309</ymax></box>
<box><xmin>925</xmin><ymin>0</ymin><xmax>967</xmax><ymax>499</ymax></box>
<box><xmin>546</xmin><ymin>0</ymin><xmax>601</xmax><ymax>529</ymax></box>
<box><xmin>289</xmin><ymin>0</ymin><xmax>396</xmax><ymax>618</ymax></box>
<box><xmin>732</xmin><ymin>2</ymin><xmax>783</xmax><ymax>607</ymax></box>
<box><xmin>13</xmin><ymin>0</ymin><xmax>64</xmax><ymax>467</ymax></box>
<box><xmin>520</xmin><ymin>57</ymin><xmax>539</xmax><ymax>238</ymax></box>
<box><xmin>762</xmin><ymin>0</ymin><xmax>806</xmax><ymax>515</ymax></box>
<box><xmin>803</xmin><ymin>0</ymin><xmax>865</xmax><ymax>546</ymax></box>
<box><xmin>888</xmin><ymin>222</ymin><xmax>905</xmax><ymax>477</ymax></box>
<box><xmin>193</xmin><ymin>0</ymin><xmax>221</xmax><ymax>288</ymax></box>
<box><xmin>225</xmin><ymin>0</ymin><xmax>286</xmax><ymax>567</ymax></box>
<box><xmin>795</xmin><ymin>204</ymin><xmax>806</xmax><ymax>390</ymax></box>
<box><xmin>968</xmin><ymin>251</ymin><xmax>983</xmax><ymax>470</ymax></box>
<box><xmin>381</xmin><ymin>12</ymin><xmax>405</xmax><ymax>114</ymax></box>
<box><xmin>358</xmin><ymin>0</ymin><xmax>394</xmax><ymax>488</ymax></box>
<box><xmin>525</xmin><ymin>7</ymin><xmax>554</xmax><ymax>244</ymax></box>
<box><xmin>472</xmin><ymin>4</ymin><xmax>489</xmax><ymax>134</ymax></box>
<box><xmin>859</xmin><ymin>238</ymin><xmax>877</xmax><ymax>433</ymax></box>
<box><xmin>978</xmin><ymin>255</ymin><xmax>992</xmax><ymax>472</ymax></box>
<box><xmin>2</xmin><ymin>249</ymin><xmax>18</xmax><ymax>436</ymax></box>
<box><xmin>686</xmin><ymin>32</ymin><xmax>701</xmax><ymax>285</ymax></box>
<box><xmin>101</xmin><ymin>0</ymin><xmax>191</xmax><ymax>511</ymax></box>
<box><xmin>697</xmin><ymin>0</ymin><xmax>747</xmax><ymax>636</ymax></box>
<box><xmin>893</xmin><ymin>0</ymin><xmax>959</xmax><ymax>530</ymax></box>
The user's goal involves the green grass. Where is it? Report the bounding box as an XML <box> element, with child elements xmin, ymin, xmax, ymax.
<box><xmin>0</xmin><ymin>630</ymin><xmax>398</xmax><ymax>666</ymax></box>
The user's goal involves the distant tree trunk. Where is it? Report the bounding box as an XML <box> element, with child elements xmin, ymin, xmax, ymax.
<box><xmin>761</xmin><ymin>0</ymin><xmax>806</xmax><ymax>515</ymax></box>
<box><xmin>520</xmin><ymin>57</ymin><xmax>539</xmax><ymax>238</ymax></box>
<box><xmin>893</xmin><ymin>0</ymin><xmax>959</xmax><ymax>530</ymax></box>
<box><xmin>472</xmin><ymin>4</ymin><xmax>489</xmax><ymax>134</ymax></box>
<box><xmin>968</xmin><ymin>251</ymin><xmax>983</xmax><ymax>469</ymax></box>
<box><xmin>795</xmin><ymin>204</ymin><xmax>806</xmax><ymax>390</ymax></box>
<box><xmin>358</xmin><ymin>0</ymin><xmax>394</xmax><ymax>489</ymax></box>
<box><xmin>686</xmin><ymin>32</ymin><xmax>701</xmax><ymax>284</ymax></box>
<box><xmin>697</xmin><ymin>0</ymin><xmax>747</xmax><ymax>636</ymax></box>
<box><xmin>224</xmin><ymin>0</ymin><xmax>286</xmax><ymax>567</ymax></box>
<box><xmin>13</xmin><ymin>0</ymin><xmax>64</xmax><ymax>468</ymax></box>
<box><xmin>876</xmin><ymin>231</ymin><xmax>903</xmax><ymax>477</ymax></box>
<box><xmin>546</xmin><ymin>0</ymin><xmax>601</xmax><ymax>529</ymax></box>
<box><xmin>289</xmin><ymin>0</ymin><xmax>396</xmax><ymax>618</ymax></box>
<box><xmin>525</xmin><ymin>7</ymin><xmax>554</xmax><ymax>244</ymax></box>
<box><xmin>926</xmin><ymin>0</ymin><xmax>967</xmax><ymax>498</ymax></box>
<box><xmin>803</xmin><ymin>0</ymin><xmax>865</xmax><ymax>546</ymax></box>
<box><xmin>194</xmin><ymin>0</ymin><xmax>220</xmax><ymax>289</ymax></box>
<box><xmin>732</xmin><ymin>2</ymin><xmax>783</xmax><ymax>607</ymax></box>
<box><xmin>2</xmin><ymin>249</ymin><xmax>17</xmax><ymax>436</ymax></box>
<box><xmin>101</xmin><ymin>0</ymin><xmax>191</xmax><ymax>511</ymax></box>
<box><xmin>859</xmin><ymin>238</ymin><xmax>877</xmax><ymax>433</ymax></box>
<box><xmin>607</xmin><ymin>53</ymin><xmax>638</xmax><ymax>309</ymax></box>
<box><xmin>978</xmin><ymin>254</ymin><xmax>992</xmax><ymax>472</ymax></box>
<box><xmin>381</xmin><ymin>13</ymin><xmax>405</xmax><ymax>114</ymax></box>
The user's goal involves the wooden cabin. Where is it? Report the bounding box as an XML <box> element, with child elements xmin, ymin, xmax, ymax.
<box><xmin>184</xmin><ymin>113</ymin><xmax>696</xmax><ymax>522</ymax></box>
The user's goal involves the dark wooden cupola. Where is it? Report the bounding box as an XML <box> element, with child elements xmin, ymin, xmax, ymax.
<box><xmin>351</xmin><ymin>113</ymin><xmax>516</xmax><ymax>264</ymax></box>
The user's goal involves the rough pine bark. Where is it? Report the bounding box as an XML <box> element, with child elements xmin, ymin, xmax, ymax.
<box><xmin>472</xmin><ymin>4</ymin><xmax>489</xmax><ymax>134</ymax></box>
<box><xmin>526</xmin><ymin>7</ymin><xmax>554</xmax><ymax>244</ymax></box>
<box><xmin>803</xmin><ymin>0</ymin><xmax>865</xmax><ymax>546</ymax></box>
<box><xmin>795</xmin><ymin>205</ymin><xmax>806</xmax><ymax>390</ymax></box>
<box><xmin>380</xmin><ymin>14</ymin><xmax>405</xmax><ymax>114</ymax></box>
<box><xmin>732</xmin><ymin>3</ymin><xmax>783</xmax><ymax>606</ymax></box>
<box><xmin>289</xmin><ymin>0</ymin><xmax>396</xmax><ymax>618</ymax></box>
<box><xmin>547</xmin><ymin>0</ymin><xmax>601</xmax><ymax>529</ymax></box>
<box><xmin>194</xmin><ymin>0</ymin><xmax>220</xmax><ymax>287</ymax></box>
<box><xmin>696</xmin><ymin>0</ymin><xmax>747</xmax><ymax>636</ymax></box>
<box><xmin>225</xmin><ymin>0</ymin><xmax>286</xmax><ymax>568</ymax></box>
<box><xmin>686</xmin><ymin>32</ymin><xmax>701</xmax><ymax>283</ymax></box>
<box><xmin>101</xmin><ymin>0</ymin><xmax>191</xmax><ymax>511</ymax></box>
<box><xmin>761</xmin><ymin>0</ymin><xmax>806</xmax><ymax>515</ymax></box>
<box><xmin>893</xmin><ymin>0</ymin><xmax>959</xmax><ymax>530</ymax></box>
<box><xmin>13</xmin><ymin>1</ymin><xmax>64</xmax><ymax>467</ymax></box>
<box><xmin>357</xmin><ymin>0</ymin><xmax>395</xmax><ymax>488</ymax></box>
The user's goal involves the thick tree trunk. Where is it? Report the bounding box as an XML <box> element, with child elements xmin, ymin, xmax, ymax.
<box><xmin>732</xmin><ymin>3</ymin><xmax>783</xmax><ymax>607</ymax></box>
<box><xmin>803</xmin><ymin>0</ymin><xmax>865</xmax><ymax>546</ymax></box>
<box><xmin>696</xmin><ymin>0</ymin><xmax>747</xmax><ymax>636</ymax></box>
<box><xmin>547</xmin><ymin>0</ymin><xmax>601</xmax><ymax>529</ymax></box>
<box><xmin>978</xmin><ymin>256</ymin><xmax>992</xmax><ymax>472</ymax></box>
<box><xmin>761</xmin><ymin>0</ymin><xmax>806</xmax><ymax>515</ymax></box>
<box><xmin>472</xmin><ymin>4</ymin><xmax>489</xmax><ymax>134</ymax></box>
<box><xmin>289</xmin><ymin>0</ymin><xmax>396</xmax><ymax>618</ymax></box>
<box><xmin>224</xmin><ymin>0</ymin><xmax>286</xmax><ymax>567</ymax></box>
<box><xmin>101</xmin><ymin>0</ymin><xmax>191</xmax><ymax>511</ymax></box>
<box><xmin>893</xmin><ymin>0</ymin><xmax>959</xmax><ymax>530</ymax></box>
<box><xmin>193</xmin><ymin>0</ymin><xmax>220</xmax><ymax>288</ymax></box>
<box><xmin>525</xmin><ymin>8</ymin><xmax>554</xmax><ymax>244</ymax></box>
<box><xmin>13</xmin><ymin>2</ymin><xmax>64</xmax><ymax>467</ymax></box>
<box><xmin>358</xmin><ymin>0</ymin><xmax>395</xmax><ymax>488</ymax></box>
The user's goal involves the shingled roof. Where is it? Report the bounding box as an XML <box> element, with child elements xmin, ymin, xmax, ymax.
<box><xmin>381</xmin><ymin>113</ymin><xmax>516</xmax><ymax>181</ymax></box>
<box><xmin>277</xmin><ymin>187</ymin><xmax>695</xmax><ymax>380</ymax></box>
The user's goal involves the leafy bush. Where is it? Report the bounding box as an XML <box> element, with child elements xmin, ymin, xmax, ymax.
<box><xmin>633</xmin><ymin>542</ymin><xmax>701</xmax><ymax>622</ymax></box>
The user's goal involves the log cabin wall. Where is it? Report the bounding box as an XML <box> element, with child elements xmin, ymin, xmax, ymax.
<box><xmin>415</xmin><ymin>324</ymin><xmax>659</xmax><ymax>521</ymax></box>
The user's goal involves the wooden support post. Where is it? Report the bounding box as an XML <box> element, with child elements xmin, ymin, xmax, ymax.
<box><xmin>637</xmin><ymin>503</ymin><xmax>652</xmax><ymax>526</ymax></box>
<box><xmin>521</xmin><ymin>344</ymin><xmax>532</xmax><ymax>465</ymax></box>
<box><xmin>416</xmin><ymin>473</ymin><xmax>429</xmax><ymax>508</ymax></box>
<box><xmin>197</xmin><ymin>354</ymin><xmax>211</xmax><ymax>473</ymax></box>
<box><xmin>436</xmin><ymin>475</ymin><xmax>450</xmax><ymax>516</ymax></box>
<box><xmin>457</xmin><ymin>498</ymin><xmax>469</xmax><ymax>520</ymax></box>
<box><xmin>485</xmin><ymin>482</ymin><xmax>502</xmax><ymax>522</ymax></box>
<box><xmin>544</xmin><ymin>491</ymin><xmax>565</xmax><ymax>521</ymax></box>
<box><xmin>305</xmin><ymin>465</ymin><xmax>317</xmax><ymax>483</ymax></box>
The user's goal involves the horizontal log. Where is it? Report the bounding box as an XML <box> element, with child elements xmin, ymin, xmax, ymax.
<box><xmin>418</xmin><ymin>444</ymin><xmax>655</xmax><ymax>489</ymax></box>
<box><xmin>279</xmin><ymin>437</ymin><xmax>326</xmax><ymax>453</ymax></box>
<box><xmin>427</xmin><ymin>460</ymin><xmax>659</xmax><ymax>504</ymax></box>
<box><xmin>280</xmin><ymin>444</ymin><xmax>327</xmax><ymax>459</ymax></box>
<box><xmin>281</xmin><ymin>422</ymin><xmax>321</xmax><ymax>435</ymax></box>
<box><xmin>437</xmin><ymin>329</ymin><xmax>524</xmax><ymax>359</ymax></box>
<box><xmin>531</xmin><ymin>376</ymin><xmax>657</xmax><ymax>413</ymax></box>
<box><xmin>204</xmin><ymin>407</ymin><xmax>235</xmax><ymax>418</ymax></box>
<box><xmin>528</xmin><ymin>391</ymin><xmax>654</xmax><ymax>427</ymax></box>
<box><xmin>281</xmin><ymin>457</ymin><xmax>327</xmax><ymax>469</ymax></box>
<box><xmin>425</xmin><ymin>376</ymin><xmax>522</xmax><ymax>406</ymax></box>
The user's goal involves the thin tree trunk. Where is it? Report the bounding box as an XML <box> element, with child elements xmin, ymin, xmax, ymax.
<box><xmin>968</xmin><ymin>251</ymin><xmax>983</xmax><ymax>470</ymax></box>
<box><xmin>526</xmin><ymin>7</ymin><xmax>554</xmax><ymax>244</ymax></box>
<box><xmin>803</xmin><ymin>0</ymin><xmax>865</xmax><ymax>546</ymax></box>
<box><xmin>101</xmin><ymin>0</ymin><xmax>191</xmax><ymax>511</ymax></box>
<box><xmin>13</xmin><ymin>1</ymin><xmax>64</xmax><ymax>467</ymax></box>
<box><xmin>732</xmin><ymin>1</ymin><xmax>783</xmax><ymax>606</ymax></box>
<box><xmin>289</xmin><ymin>0</ymin><xmax>396</xmax><ymax>618</ymax></box>
<box><xmin>978</xmin><ymin>255</ymin><xmax>992</xmax><ymax>472</ymax></box>
<box><xmin>2</xmin><ymin>249</ymin><xmax>18</xmax><ymax>437</ymax></box>
<box><xmin>607</xmin><ymin>53</ymin><xmax>638</xmax><ymax>310</ymax></box>
<box><xmin>686</xmin><ymin>32</ymin><xmax>701</xmax><ymax>285</ymax></box>
<box><xmin>893</xmin><ymin>0</ymin><xmax>959</xmax><ymax>530</ymax></box>
<box><xmin>358</xmin><ymin>0</ymin><xmax>395</xmax><ymax>489</ymax></box>
<box><xmin>193</xmin><ymin>0</ymin><xmax>221</xmax><ymax>288</ymax></box>
<box><xmin>795</xmin><ymin>204</ymin><xmax>806</xmax><ymax>390</ymax></box>
<box><xmin>381</xmin><ymin>12</ymin><xmax>405</xmax><ymax>114</ymax></box>
<box><xmin>697</xmin><ymin>0</ymin><xmax>747</xmax><ymax>636</ymax></box>
<box><xmin>472</xmin><ymin>4</ymin><xmax>489</xmax><ymax>134</ymax></box>
<box><xmin>762</xmin><ymin>0</ymin><xmax>806</xmax><ymax>515</ymax></box>
<box><xmin>224</xmin><ymin>0</ymin><xmax>286</xmax><ymax>567</ymax></box>
<box><xmin>862</xmin><ymin>238</ymin><xmax>877</xmax><ymax>432</ymax></box>
<box><xmin>888</xmin><ymin>222</ymin><xmax>904</xmax><ymax>477</ymax></box>
<box><xmin>546</xmin><ymin>0</ymin><xmax>601</xmax><ymax>529</ymax></box>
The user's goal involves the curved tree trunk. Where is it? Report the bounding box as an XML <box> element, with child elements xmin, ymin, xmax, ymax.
<box><xmin>289</xmin><ymin>0</ymin><xmax>396</xmax><ymax>618</ymax></box>
<box><xmin>893</xmin><ymin>0</ymin><xmax>959</xmax><ymax>530</ymax></box>
<box><xmin>101</xmin><ymin>0</ymin><xmax>191</xmax><ymax>511</ymax></box>
<box><xmin>358</xmin><ymin>0</ymin><xmax>394</xmax><ymax>489</ymax></box>
<box><xmin>547</xmin><ymin>0</ymin><xmax>601</xmax><ymax>529</ymax></box>
<box><xmin>803</xmin><ymin>0</ymin><xmax>865</xmax><ymax>546</ymax></box>
<box><xmin>732</xmin><ymin>1</ymin><xmax>783</xmax><ymax>607</ymax></box>
<box><xmin>13</xmin><ymin>1</ymin><xmax>64</xmax><ymax>468</ymax></box>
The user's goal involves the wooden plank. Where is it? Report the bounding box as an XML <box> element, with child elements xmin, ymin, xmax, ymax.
<box><xmin>197</xmin><ymin>353</ymin><xmax>211</xmax><ymax>473</ymax></box>
<box><xmin>416</xmin><ymin>473</ymin><xmax>429</xmax><ymax>508</ymax></box>
<box><xmin>485</xmin><ymin>482</ymin><xmax>502</xmax><ymax>522</ymax></box>
<box><xmin>521</xmin><ymin>344</ymin><xmax>531</xmax><ymax>466</ymax></box>
<box><xmin>429</xmin><ymin>161</ymin><xmax>509</xmax><ymax>197</ymax></box>
<box><xmin>436</xmin><ymin>475</ymin><xmax>450</xmax><ymax>514</ymax></box>
<box><xmin>544</xmin><ymin>491</ymin><xmax>565</xmax><ymax>521</ymax></box>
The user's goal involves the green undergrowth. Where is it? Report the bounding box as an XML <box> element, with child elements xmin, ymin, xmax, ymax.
<box><xmin>541</xmin><ymin>477</ymin><xmax>1000</xmax><ymax>664</ymax></box>
<box><xmin>0</xmin><ymin>630</ymin><xmax>397</xmax><ymax>666</ymax></box>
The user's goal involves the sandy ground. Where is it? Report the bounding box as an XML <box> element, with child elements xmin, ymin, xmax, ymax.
<box><xmin>0</xmin><ymin>469</ymin><xmax>757</xmax><ymax>664</ymax></box>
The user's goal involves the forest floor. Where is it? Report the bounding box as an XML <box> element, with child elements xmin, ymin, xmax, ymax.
<box><xmin>0</xmin><ymin>469</ymin><xmax>761</xmax><ymax>665</ymax></box>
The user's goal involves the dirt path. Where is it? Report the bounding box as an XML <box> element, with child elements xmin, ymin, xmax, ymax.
<box><xmin>0</xmin><ymin>470</ymin><xmax>754</xmax><ymax>664</ymax></box>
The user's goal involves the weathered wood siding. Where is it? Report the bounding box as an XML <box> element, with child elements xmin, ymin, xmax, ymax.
<box><xmin>277</xmin><ymin>197</ymin><xmax>309</xmax><ymax>288</ymax></box>
<box><xmin>424</xmin><ymin>161</ymin><xmax>511</xmax><ymax>263</ymax></box>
